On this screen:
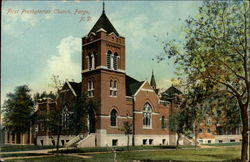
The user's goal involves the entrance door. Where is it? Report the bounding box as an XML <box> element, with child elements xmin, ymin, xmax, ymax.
<box><xmin>16</xmin><ymin>132</ymin><xmax>21</xmax><ymax>144</ymax></box>
<box><xmin>88</xmin><ymin>108</ymin><xmax>96</xmax><ymax>133</ymax></box>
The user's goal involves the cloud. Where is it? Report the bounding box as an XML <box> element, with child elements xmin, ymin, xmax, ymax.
<box><xmin>157</xmin><ymin>78</ymin><xmax>172</xmax><ymax>91</ymax></box>
<box><xmin>47</xmin><ymin>36</ymin><xmax>81</xmax><ymax>79</ymax></box>
<box><xmin>2</xmin><ymin>8</ymin><xmax>38</xmax><ymax>37</ymax></box>
<box><xmin>30</xmin><ymin>36</ymin><xmax>81</xmax><ymax>93</ymax></box>
<box><xmin>2</xmin><ymin>7</ymin><xmax>56</xmax><ymax>37</ymax></box>
<box><xmin>110</xmin><ymin>12</ymin><xmax>148</xmax><ymax>50</ymax></box>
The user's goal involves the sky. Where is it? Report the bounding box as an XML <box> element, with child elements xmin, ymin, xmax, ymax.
<box><xmin>1</xmin><ymin>0</ymin><xmax>201</xmax><ymax>104</ymax></box>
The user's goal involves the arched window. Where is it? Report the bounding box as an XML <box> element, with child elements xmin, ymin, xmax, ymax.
<box><xmin>107</xmin><ymin>51</ymin><xmax>112</xmax><ymax>69</ymax></box>
<box><xmin>62</xmin><ymin>105</ymin><xmax>71</xmax><ymax>130</ymax></box>
<box><xmin>143</xmin><ymin>103</ymin><xmax>152</xmax><ymax>127</ymax></box>
<box><xmin>88</xmin><ymin>53</ymin><xmax>92</xmax><ymax>70</ymax></box>
<box><xmin>161</xmin><ymin>116</ymin><xmax>166</xmax><ymax>129</ymax></box>
<box><xmin>113</xmin><ymin>80</ymin><xmax>117</xmax><ymax>96</ymax></box>
<box><xmin>199</xmin><ymin>128</ymin><xmax>203</xmax><ymax>134</ymax></box>
<box><xmin>110</xmin><ymin>80</ymin><xmax>113</xmax><ymax>87</ymax></box>
<box><xmin>93</xmin><ymin>52</ymin><xmax>97</xmax><ymax>69</ymax></box>
<box><xmin>114</xmin><ymin>52</ymin><xmax>118</xmax><ymax>70</ymax></box>
<box><xmin>87</xmin><ymin>80</ymin><xmax>94</xmax><ymax>97</ymax></box>
<box><xmin>109</xmin><ymin>80</ymin><xmax>118</xmax><ymax>97</ymax></box>
<box><xmin>109</xmin><ymin>80</ymin><xmax>113</xmax><ymax>96</ymax></box>
<box><xmin>91</xmin><ymin>80</ymin><xmax>94</xmax><ymax>90</ymax></box>
<box><xmin>207</xmin><ymin>128</ymin><xmax>211</xmax><ymax>133</ymax></box>
<box><xmin>88</xmin><ymin>80</ymin><xmax>91</xmax><ymax>89</ymax></box>
<box><xmin>110</xmin><ymin>109</ymin><xmax>117</xmax><ymax>126</ymax></box>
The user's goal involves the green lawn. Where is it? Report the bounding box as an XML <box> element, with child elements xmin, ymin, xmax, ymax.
<box><xmin>86</xmin><ymin>146</ymin><xmax>241</xmax><ymax>162</ymax></box>
<box><xmin>5</xmin><ymin>145</ymin><xmax>241</xmax><ymax>162</ymax></box>
<box><xmin>0</xmin><ymin>144</ymin><xmax>60</xmax><ymax>152</ymax></box>
<box><xmin>51</xmin><ymin>145</ymin><xmax>177</xmax><ymax>154</ymax></box>
<box><xmin>202</xmin><ymin>142</ymin><xmax>241</xmax><ymax>147</ymax></box>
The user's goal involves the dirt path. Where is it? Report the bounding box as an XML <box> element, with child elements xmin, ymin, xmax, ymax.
<box><xmin>1</xmin><ymin>155</ymin><xmax>55</xmax><ymax>161</ymax></box>
<box><xmin>0</xmin><ymin>149</ymin><xmax>55</xmax><ymax>155</ymax></box>
<box><xmin>0</xmin><ymin>147</ymin><xmax>74</xmax><ymax>155</ymax></box>
<box><xmin>0</xmin><ymin>147</ymin><xmax>93</xmax><ymax>161</ymax></box>
<box><xmin>198</xmin><ymin>145</ymin><xmax>218</xmax><ymax>148</ymax></box>
<box><xmin>65</xmin><ymin>154</ymin><xmax>92</xmax><ymax>159</ymax></box>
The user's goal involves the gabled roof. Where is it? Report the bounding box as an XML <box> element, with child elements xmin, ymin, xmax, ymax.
<box><xmin>68</xmin><ymin>82</ymin><xmax>82</xmax><ymax>96</ymax></box>
<box><xmin>125</xmin><ymin>75</ymin><xmax>143</xmax><ymax>96</ymax></box>
<box><xmin>162</xmin><ymin>85</ymin><xmax>182</xmax><ymax>97</ymax></box>
<box><xmin>88</xmin><ymin>12</ymin><xmax>119</xmax><ymax>36</ymax></box>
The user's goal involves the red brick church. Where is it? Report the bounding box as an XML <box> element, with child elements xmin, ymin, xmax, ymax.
<box><xmin>79</xmin><ymin>7</ymin><xmax>175</xmax><ymax>147</ymax></box>
<box><xmin>4</xmin><ymin>4</ymin><xmax>191</xmax><ymax>147</ymax></box>
<box><xmin>32</xmin><ymin>5</ymin><xmax>182</xmax><ymax>147</ymax></box>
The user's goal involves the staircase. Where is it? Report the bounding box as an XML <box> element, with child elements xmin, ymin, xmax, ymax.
<box><xmin>182</xmin><ymin>136</ymin><xmax>196</xmax><ymax>145</ymax></box>
<box><xmin>66</xmin><ymin>133</ymin><xmax>88</xmax><ymax>147</ymax></box>
<box><xmin>76</xmin><ymin>133</ymin><xmax>96</xmax><ymax>148</ymax></box>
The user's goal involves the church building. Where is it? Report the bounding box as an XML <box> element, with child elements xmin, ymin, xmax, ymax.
<box><xmin>31</xmin><ymin>4</ymin><xmax>182</xmax><ymax>147</ymax></box>
<box><xmin>78</xmin><ymin>5</ymin><xmax>176</xmax><ymax>147</ymax></box>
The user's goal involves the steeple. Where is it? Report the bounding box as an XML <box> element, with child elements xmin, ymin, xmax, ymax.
<box><xmin>88</xmin><ymin>2</ymin><xmax>119</xmax><ymax>36</ymax></box>
<box><xmin>150</xmin><ymin>70</ymin><xmax>157</xmax><ymax>90</ymax></box>
<box><xmin>102</xmin><ymin>1</ymin><xmax>105</xmax><ymax>14</ymax></box>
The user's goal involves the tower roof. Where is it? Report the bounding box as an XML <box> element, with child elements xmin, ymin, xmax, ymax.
<box><xmin>162</xmin><ymin>85</ymin><xmax>182</xmax><ymax>97</ymax></box>
<box><xmin>150</xmin><ymin>70</ymin><xmax>157</xmax><ymax>89</ymax></box>
<box><xmin>88</xmin><ymin>10</ymin><xmax>119</xmax><ymax>36</ymax></box>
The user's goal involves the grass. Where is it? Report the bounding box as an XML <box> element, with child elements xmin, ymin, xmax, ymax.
<box><xmin>50</xmin><ymin>145</ymin><xmax>177</xmax><ymax>153</ymax></box>
<box><xmin>86</xmin><ymin>145</ymin><xmax>241</xmax><ymax>161</ymax></box>
<box><xmin>0</xmin><ymin>144</ymin><xmax>60</xmax><ymax>152</ymax></box>
<box><xmin>202</xmin><ymin>142</ymin><xmax>241</xmax><ymax>147</ymax></box>
<box><xmin>6</xmin><ymin>145</ymin><xmax>241</xmax><ymax>162</ymax></box>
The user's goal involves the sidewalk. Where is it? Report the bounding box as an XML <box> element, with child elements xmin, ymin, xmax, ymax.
<box><xmin>0</xmin><ymin>147</ymin><xmax>91</xmax><ymax>161</ymax></box>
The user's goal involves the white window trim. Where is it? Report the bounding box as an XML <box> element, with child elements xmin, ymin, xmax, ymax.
<box><xmin>109</xmin><ymin>80</ymin><xmax>118</xmax><ymax>97</ymax></box>
<box><xmin>142</xmin><ymin>103</ymin><xmax>152</xmax><ymax>129</ymax></box>
<box><xmin>87</xmin><ymin>80</ymin><xmax>94</xmax><ymax>97</ymax></box>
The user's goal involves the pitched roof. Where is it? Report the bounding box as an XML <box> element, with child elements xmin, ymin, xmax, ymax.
<box><xmin>125</xmin><ymin>75</ymin><xmax>143</xmax><ymax>96</ymax></box>
<box><xmin>162</xmin><ymin>85</ymin><xmax>182</xmax><ymax>97</ymax></box>
<box><xmin>88</xmin><ymin>12</ymin><xmax>119</xmax><ymax>36</ymax></box>
<box><xmin>68</xmin><ymin>82</ymin><xmax>82</xmax><ymax>96</ymax></box>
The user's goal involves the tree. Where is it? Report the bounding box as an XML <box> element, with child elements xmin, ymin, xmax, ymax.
<box><xmin>169</xmin><ymin>112</ymin><xmax>186</xmax><ymax>149</ymax></box>
<box><xmin>3</xmin><ymin>85</ymin><xmax>34</xmax><ymax>134</ymax></box>
<box><xmin>168</xmin><ymin>99</ymin><xmax>197</xmax><ymax>149</ymax></box>
<box><xmin>46</xmin><ymin>109</ymin><xmax>63</xmax><ymax>153</ymax></box>
<box><xmin>69</xmin><ymin>93</ymin><xmax>99</xmax><ymax>135</ymax></box>
<box><xmin>158</xmin><ymin>1</ymin><xmax>249</xmax><ymax>160</ymax></box>
<box><xmin>33</xmin><ymin>91</ymin><xmax>56</xmax><ymax>103</ymax></box>
<box><xmin>69</xmin><ymin>93</ymin><xmax>88</xmax><ymax>136</ymax></box>
<box><xmin>184</xmin><ymin>85</ymin><xmax>211</xmax><ymax>149</ymax></box>
<box><xmin>119</xmin><ymin>121</ymin><xmax>133</xmax><ymax>151</ymax></box>
<box><xmin>46</xmin><ymin>75</ymin><xmax>64</xmax><ymax>153</ymax></box>
<box><xmin>43</xmin><ymin>75</ymin><xmax>99</xmax><ymax>152</ymax></box>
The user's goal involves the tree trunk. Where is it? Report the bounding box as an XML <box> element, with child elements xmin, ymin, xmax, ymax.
<box><xmin>194</xmin><ymin>123</ymin><xmax>198</xmax><ymax>150</ymax></box>
<box><xmin>240</xmin><ymin>104</ymin><xmax>248</xmax><ymax>161</ymax></box>
<box><xmin>127</xmin><ymin>135</ymin><xmax>129</xmax><ymax>152</ymax></box>
<box><xmin>56</xmin><ymin>128</ymin><xmax>62</xmax><ymax>154</ymax></box>
<box><xmin>176</xmin><ymin>133</ymin><xmax>180</xmax><ymax>149</ymax></box>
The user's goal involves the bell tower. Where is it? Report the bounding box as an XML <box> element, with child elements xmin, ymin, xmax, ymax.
<box><xmin>82</xmin><ymin>3</ymin><xmax>127</xmax><ymax>139</ymax></box>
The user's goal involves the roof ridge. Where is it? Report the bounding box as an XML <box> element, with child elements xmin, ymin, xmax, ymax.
<box><xmin>88</xmin><ymin>12</ymin><xmax>119</xmax><ymax>36</ymax></box>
